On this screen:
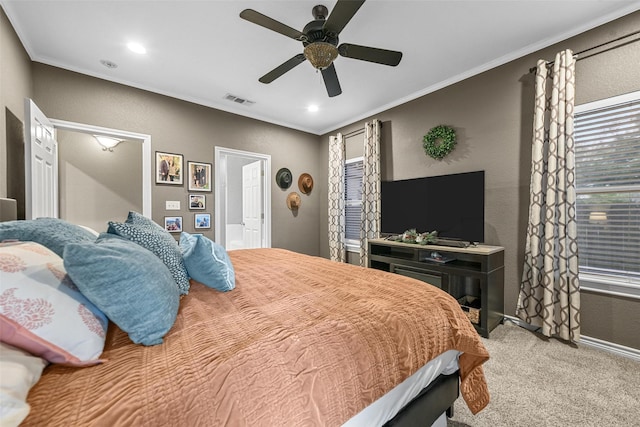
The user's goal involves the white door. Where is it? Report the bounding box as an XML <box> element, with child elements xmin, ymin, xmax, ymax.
<box><xmin>24</xmin><ymin>99</ymin><xmax>58</xmax><ymax>219</ymax></box>
<box><xmin>242</xmin><ymin>160</ymin><xmax>262</xmax><ymax>248</ymax></box>
<box><xmin>214</xmin><ymin>146</ymin><xmax>272</xmax><ymax>249</ymax></box>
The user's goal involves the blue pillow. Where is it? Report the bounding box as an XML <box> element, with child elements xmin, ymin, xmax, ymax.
<box><xmin>63</xmin><ymin>233</ymin><xmax>179</xmax><ymax>346</ymax></box>
<box><xmin>180</xmin><ymin>232</ymin><xmax>235</xmax><ymax>292</ymax></box>
<box><xmin>126</xmin><ymin>211</ymin><xmax>164</xmax><ymax>229</ymax></box>
<box><xmin>107</xmin><ymin>214</ymin><xmax>190</xmax><ymax>295</ymax></box>
<box><xmin>0</xmin><ymin>218</ymin><xmax>96</xmax><ymax>257</ymax></box>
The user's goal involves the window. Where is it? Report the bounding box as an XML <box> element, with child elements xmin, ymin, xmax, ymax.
<box><xmin>344</xmin><ymin>157</ymin><xmax>363</xmax><ymax>249</ymax></box>
<box><xmin>574</xmin><ymin>91</ymin><xmax>640</xmax><ymax>298</ymax></box>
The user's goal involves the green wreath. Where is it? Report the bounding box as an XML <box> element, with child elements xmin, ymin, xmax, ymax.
<box><xmin>423</xmin><ymin>125</ymin><xmax>457</xmax><ymax>160</ymax></box>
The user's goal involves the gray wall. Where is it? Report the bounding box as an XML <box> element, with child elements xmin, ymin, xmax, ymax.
<box><xmin>320</xmin><ymin>11</ymin><xmax>640</xmax><ymax>349</ymax></box>
<box><xmin>1</xmin><ymin>7</ymin><xmax>33</xmax><ymax>199</ymax></box>
<box><xmin>30</xmin><ymin>63</ymin><xmax>322</xmax><ymax>255</ymax></box>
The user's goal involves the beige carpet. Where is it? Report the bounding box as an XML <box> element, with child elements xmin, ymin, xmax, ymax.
<box><xmin>448</xmin><ymin>321</ymin><xmax>640</xmax><ymax>427</ymax></box>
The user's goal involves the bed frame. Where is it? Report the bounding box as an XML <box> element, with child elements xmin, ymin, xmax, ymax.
<box><xmin>384</xmin><ymin>371</ymin><xmax>459</xmax><ymax>426</ymax></box>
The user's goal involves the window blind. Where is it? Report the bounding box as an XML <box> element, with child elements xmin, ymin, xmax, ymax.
<box><xmin>575</xmin><ymin>97</ymin><xmax>640</xmax><ymax>282</ymax></box>
<box><xmin>344</xmin><ymin>160</ymin><xmax>363</xmax><ymax>242</ymax></box>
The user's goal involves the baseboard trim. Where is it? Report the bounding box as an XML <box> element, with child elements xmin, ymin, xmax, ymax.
<box><xmin>503</xmin><ymin>315</ymin><xmax>640</xmax><ymax>362</ymax></box>
<box><xmin>578</xmin><ymin>335</ymin><xmax>640</xmax><ymax>362</ymax></box>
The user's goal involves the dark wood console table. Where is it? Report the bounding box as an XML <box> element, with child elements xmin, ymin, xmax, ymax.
<box><xmin>368</xmin><ymin>238</ymin><xmax>504</xmax><ymax>338</ymax></box>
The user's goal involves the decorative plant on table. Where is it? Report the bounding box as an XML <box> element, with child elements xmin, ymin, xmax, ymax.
<box><xmin>401</xmin><ymin>229</ymin><xmax>438</xmax><ymax>245</ymax></box>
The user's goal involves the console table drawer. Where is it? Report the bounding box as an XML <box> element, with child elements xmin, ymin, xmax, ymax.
<box><xmin>391</xmin><ymin>264</ymin><xmax>443</xmax><ymax>289</ymax></box>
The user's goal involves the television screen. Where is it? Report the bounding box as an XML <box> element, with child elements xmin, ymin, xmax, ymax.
<box><xmin>380</xmin><ymin>170</ymin><xmax>485</xmax><ymax>243</ymax></box>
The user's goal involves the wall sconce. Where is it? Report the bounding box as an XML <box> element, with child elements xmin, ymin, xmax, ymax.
<box><xmin>94</xmin><ymin>135</ymin><xmax>123</xmax><ymax>152</ymax></box>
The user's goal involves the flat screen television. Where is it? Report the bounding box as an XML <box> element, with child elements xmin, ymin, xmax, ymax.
<box><xmin>380</xmin><ymin>170</ymin><xmax>485</xmax><ymax>243</ymax></box>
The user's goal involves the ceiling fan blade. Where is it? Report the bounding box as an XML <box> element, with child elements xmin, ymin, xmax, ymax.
<box><xmin>240</xmin><ymin>9</ymin><xmax>305</xmax><ymax>41</ymax></box>
<box><xmin>323</xmin><ymin>0</ymin><xmax>365</xmax><ymax>36</ymax></box>
<box><xmin>338</xmin><ymin>43</ymin><xmax>402</xmax><ymax>66</ymax></box>
<box><xmin>321</xmin><ymin>64</ymin><xmax>342</xmax><ymax>97</ymax></box>
<box><xmin>259</xmin><ymin>54</ymin><xmax>307</xmax><ymax>84</ymax></box>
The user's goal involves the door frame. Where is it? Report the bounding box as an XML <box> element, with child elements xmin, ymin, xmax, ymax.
<box><xmin>214</xmin><ymin>146</ymin><xmax>271</xmax><ymax>248</ymax></box>
<box><xmin>49</xmin><ymin>119</ymin><xmax>152</xmax><ymax>217</ymax></box>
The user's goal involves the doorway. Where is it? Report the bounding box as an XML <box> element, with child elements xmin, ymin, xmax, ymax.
<box><xmin>50</xmin><ymin>119</ymin><xmax>152</xmax><ymax>223</ymax></box>
<box><xmin>214</xmin><ymin>146</ymin><xmax>271</xmax><ymax>249</ymax></box>
<box><xmin>22</xmin><ymin>99</ymin><xmax>152</xmax><ymax>224</ymax></box>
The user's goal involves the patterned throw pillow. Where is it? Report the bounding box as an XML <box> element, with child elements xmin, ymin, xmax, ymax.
<box><xmin>0</xmin><ymin>218</ymin><xmax>96</xmax><ymax>257</ymax></box>
<box><xmin>0</xmin><ymin>241</ymin><xmax>108</xmax><ymax>366</ymax></box>
<box><xmin>180</xmin><ymin>232</ymin><xmax>235</xmax><ymax>292</ymax></box>
<box><xmin>107</xmin><ymin>212</ymin><xmax>190</xmax><ymax>294</ymax></box>
<box><xmin>125</xmin><ymin>211</ymin><xmax>164</xmax><ymax>230</ymax></box>
<box><xmin>64</xmin><ymin>233</ymin><xmax>180</xmax><ymax>346</ymax></box>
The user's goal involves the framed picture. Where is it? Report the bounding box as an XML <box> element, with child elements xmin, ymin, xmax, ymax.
<box><xmin>189</xmin><ymin>194</ymin><xmax>206</xmax><ymax>210</ymax></box>
<box><xmin>164</xmin><ymin>216</ymin><xmax>183</xmax><ymax>233</ymax></box>
<box><xmin>194</xmin><ymin>213</ymin><xmax>211</xmax><ymax>229</ymax></box>
<box><xmin>156</xmin><ymin>152</ymin><xmax>183</xmax><ymax>185</ymax></box>
<box><xmin>188</xmin><ymin>161</ymin><xmax>212</xmax><ymax>192</ymax></box>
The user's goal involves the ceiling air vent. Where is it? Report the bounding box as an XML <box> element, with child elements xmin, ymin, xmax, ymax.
<box><xmin>223</xmin><ymin>93</ymin><xmax>255</xmax><ymax>106</ymax></box>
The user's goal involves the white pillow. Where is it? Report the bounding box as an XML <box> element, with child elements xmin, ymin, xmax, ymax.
<box><xmin>0</xmin><ymin>241</ymin><xmax>108</xmax><ymax>366</ymax></box>
<box><xmin>0</xmin><ymin>342</ymin><xmax>47</xmax><ymax>427</ymax></box>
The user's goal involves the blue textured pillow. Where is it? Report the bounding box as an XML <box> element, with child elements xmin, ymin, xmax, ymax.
<box><xmin>107</xmin><ymin>215</ymin><xmax>190</xmax><ymax>295</ymax></box>
<box><xmin>63</xmin><ymin>233</ymin><xmax>179</xmax><ymax>346</ymax></box>
<box><xmin>0</xmin><ymin>218</ymin><xmax>96</xmax><ymax>257</ymax></box>
<box><xmin>180</xmin><ymin>232</ymin><xmax>235</xmax><ymax>292</ymax></box>
<box><xmin>126</xmin><ymin>211</ymin><xmax>163</xmax><ymax>229</ymax></box>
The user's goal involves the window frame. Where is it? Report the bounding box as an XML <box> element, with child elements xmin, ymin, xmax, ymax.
<box><xmin>574</xmin><ymin>90</ymin><xmax>640</xmax><ymax>300</ymax></box>
<box><xmin>344</xmin><ymin>156</ymin><xmax>364</xmax><ymax>252</ymax></box>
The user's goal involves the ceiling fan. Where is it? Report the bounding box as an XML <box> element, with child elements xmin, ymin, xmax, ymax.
<box><xmin>239</xmin><ymin>0</ymin><xmax>402</xmax><ymax>97</ymax></box>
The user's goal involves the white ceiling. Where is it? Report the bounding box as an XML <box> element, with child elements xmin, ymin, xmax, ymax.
<box><xmin>3</xmin><ymin>1</ymin><xmax>640</xmax><ymax>135</ymax></box>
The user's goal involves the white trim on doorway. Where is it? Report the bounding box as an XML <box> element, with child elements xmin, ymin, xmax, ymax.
<box><xmin>49</xmin><ymin>119</ymin><xmax>152</xmax><ymax>217</ymax></box>
<box><xmin>214</xmin><ymin>146</ymin><xmax>271</xmax><ymax>248</ymax></box>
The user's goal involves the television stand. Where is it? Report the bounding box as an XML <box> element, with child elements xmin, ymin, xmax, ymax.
<box><xmin>368</xmin><ymin>239</ymin><xmax>504</xmax><ymax>338</ymax></box>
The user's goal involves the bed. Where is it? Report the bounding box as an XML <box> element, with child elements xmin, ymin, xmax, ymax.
<box><xmin>0</xmin><ymin>203</ymin><xmax>489</xmax><ymax>427</ymax></box>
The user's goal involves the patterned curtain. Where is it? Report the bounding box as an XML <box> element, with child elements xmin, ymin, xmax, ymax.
<box><xmin>328</xmin><ymin>133</ymin><xmax>346</xmax><ymax>262</ymax></box>
<box><xmin>516</xmin><ymin>49</ymin><xmax>580</xmax><ymax>342</ymax></box>
<box><xmin>360</xmin><ymin>120</ymin><xmax>381</xmax><ymax>266</ymax></box>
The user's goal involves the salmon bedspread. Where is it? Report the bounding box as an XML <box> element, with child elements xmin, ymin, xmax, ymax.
<box><xmin>24</xmin><ymin>248</ymin><xmax>489</xmax><ymax>426</ymax></box>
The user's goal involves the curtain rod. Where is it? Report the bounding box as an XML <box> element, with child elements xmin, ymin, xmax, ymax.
<box><xmin>343</xmin><ymin>128</ymin><xmax>364</xmax><ymax>138</ymax></box>
<box><xmin>528</xmin><ymin>29</ymin><xmax>640</xmax><ymax>74</ymax></box>
<box><xmin>342</xmin><ymin>120</ymin><xmax>383</xmax><ymax>138</ymax></box>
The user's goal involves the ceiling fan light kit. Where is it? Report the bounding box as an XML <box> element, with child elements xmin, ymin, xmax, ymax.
<box><xmin>304</xmin><ymin>42</ymin><xmax>339</xmax><ymax>70</ymax></box>
<box><xmin>240</xmin><ymin>0</ymin><xmax>402</xmax><ymax>97</ymax></box>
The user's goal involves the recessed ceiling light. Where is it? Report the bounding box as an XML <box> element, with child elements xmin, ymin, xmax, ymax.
<box><xmin>307</xmin><ymin>105</ymin><xmax>319</xmax><ymax>113</ymax></box>
<box><xmin>127</xmin><ymin>42</ymin><xmax>146</xmax><ymax>54</ymax></box>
